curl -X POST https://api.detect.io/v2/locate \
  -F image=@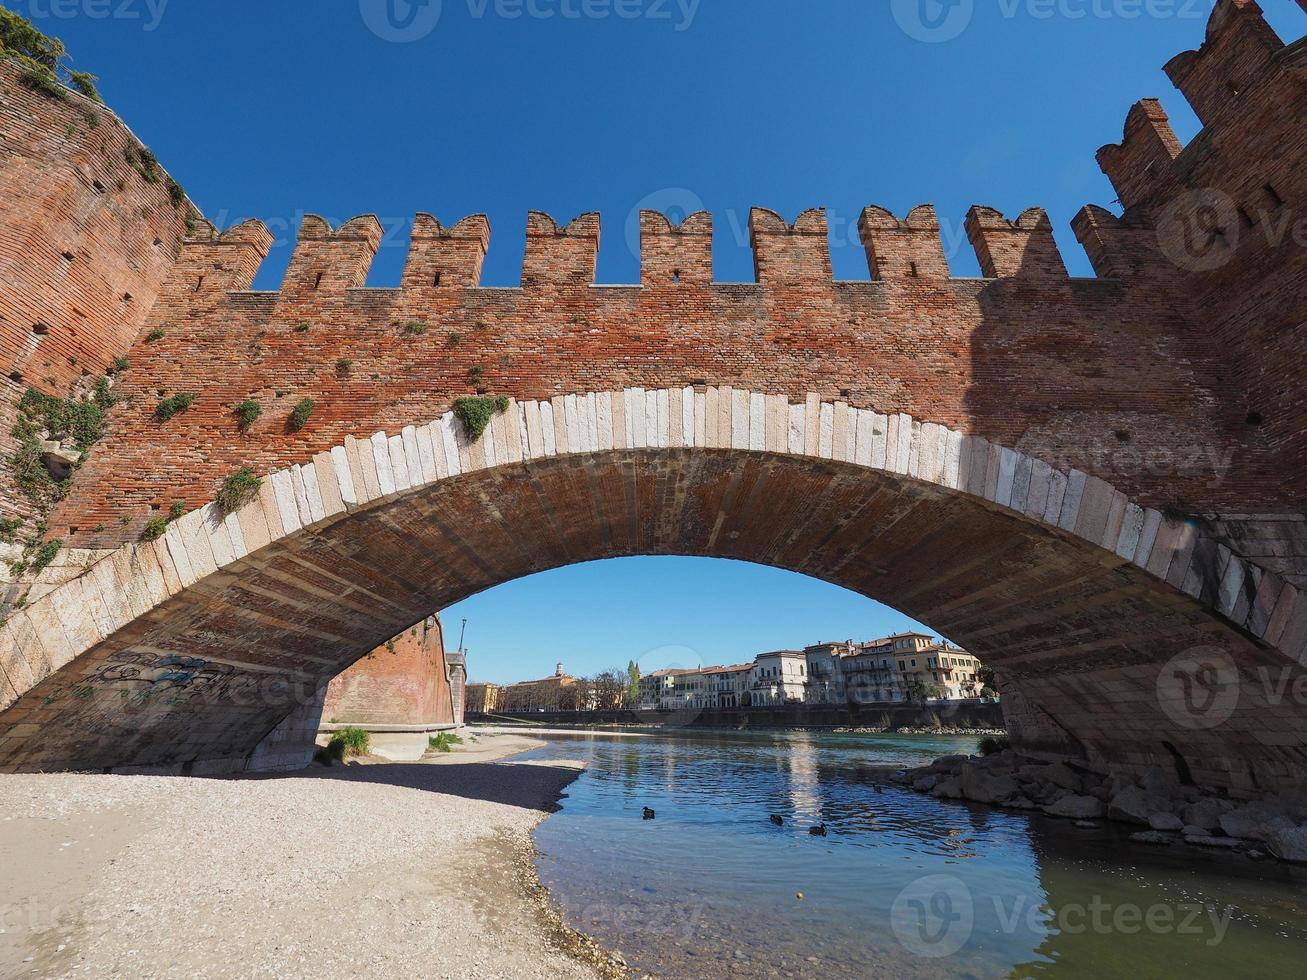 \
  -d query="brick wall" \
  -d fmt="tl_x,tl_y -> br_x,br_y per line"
321,615 -> 456,727
36,4 -> 1306,546
0,59 -> 194,525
